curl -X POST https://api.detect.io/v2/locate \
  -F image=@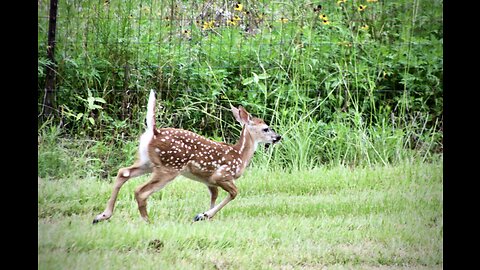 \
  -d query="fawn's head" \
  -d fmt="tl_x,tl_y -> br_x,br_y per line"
231,105 -> 281,145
